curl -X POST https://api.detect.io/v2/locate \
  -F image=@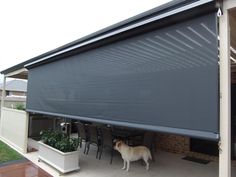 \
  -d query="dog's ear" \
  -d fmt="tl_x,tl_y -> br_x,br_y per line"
117,141 -> 121,148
